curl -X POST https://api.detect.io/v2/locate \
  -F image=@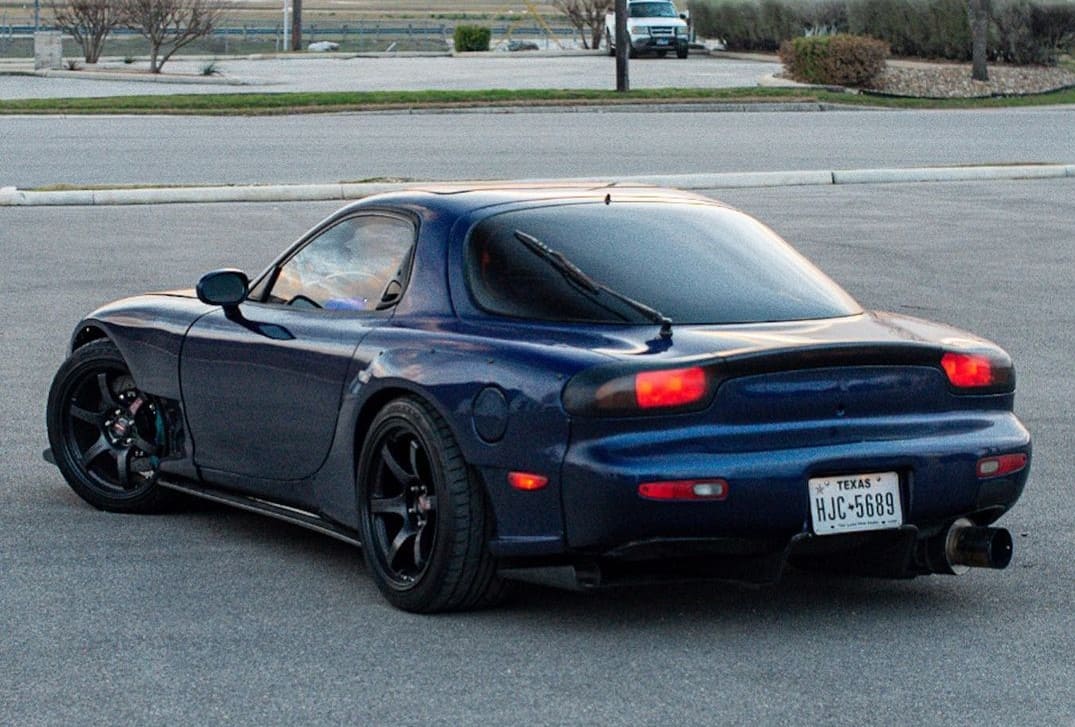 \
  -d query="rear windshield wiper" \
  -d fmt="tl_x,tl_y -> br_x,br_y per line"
513,229 -> 673,339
